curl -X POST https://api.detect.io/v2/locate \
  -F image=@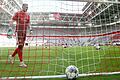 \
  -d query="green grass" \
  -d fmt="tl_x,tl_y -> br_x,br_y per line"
0,46 -> 120,80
